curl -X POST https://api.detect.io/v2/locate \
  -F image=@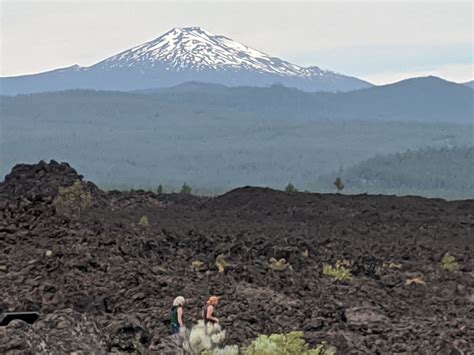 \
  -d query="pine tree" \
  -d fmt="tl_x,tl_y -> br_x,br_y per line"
333,177 -> 344,192
285,182 -> 298,193
180,183 -> 192,194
